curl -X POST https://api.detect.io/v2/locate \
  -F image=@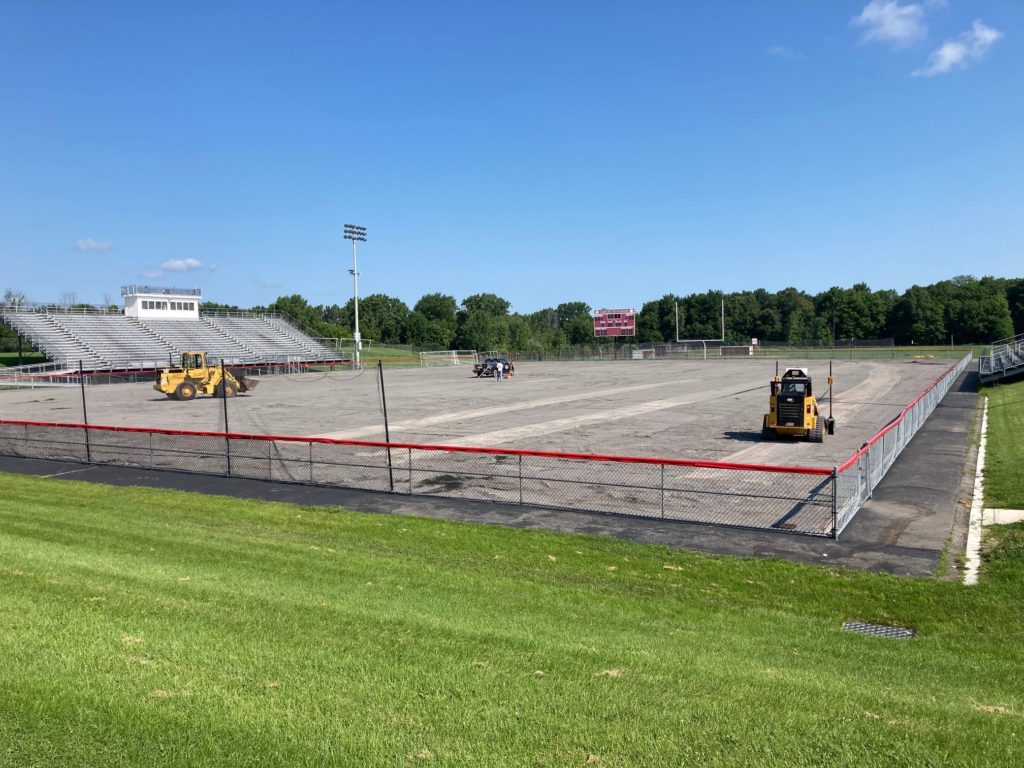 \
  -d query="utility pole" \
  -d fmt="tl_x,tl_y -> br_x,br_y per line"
343,224 -> 367,368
